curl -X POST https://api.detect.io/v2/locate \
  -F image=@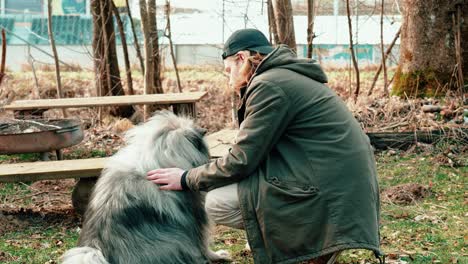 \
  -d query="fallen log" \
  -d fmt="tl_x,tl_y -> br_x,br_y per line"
367,128 -> 467,150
